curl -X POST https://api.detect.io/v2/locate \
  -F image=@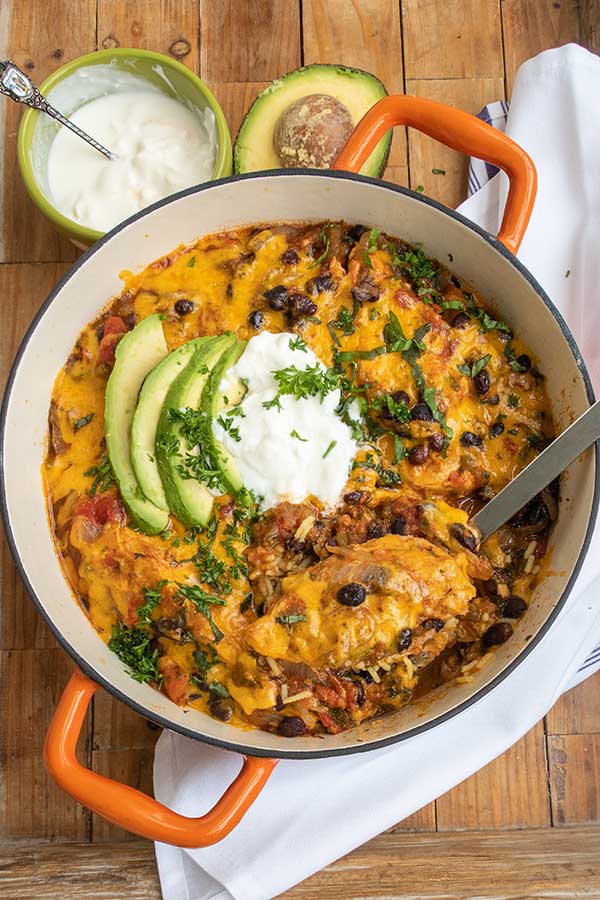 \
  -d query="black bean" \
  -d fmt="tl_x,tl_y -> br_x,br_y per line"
411,402 -> 434,422
307,274 -> 334,294
409,443 -> 430,465
349,678 -> 366,706
357,669 -> 375,684
285,537 -> 307,553
278,715 -> 308,737
347,224 -> 367,242
286,292 -> 318,320
351,279 -> 380,303
450,522 -> 479,551
344,491 -> 363,504
474,369 -> 490,395
174,298 -> 195,316
429,432 -> 445,452
281,248 -> 299,265
337,582 -> 367,607
391,390 -> 410,406
397,628 -> 413,652
209,700 -> 232,722
517,354 -> 531,372
390,515 -> 406,535
461,431 -> 483,448
492,566 -> 513,584
487,393 -> 500,406
264,285 -> 288,310
248,309 -> 265,329
502,596 -> 527,619
367,520 -> 386,539
452,311 -> 470,329
483,621 -> 514,647
421,618 -> 445,632
489,421 -> 505,438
